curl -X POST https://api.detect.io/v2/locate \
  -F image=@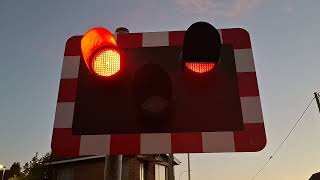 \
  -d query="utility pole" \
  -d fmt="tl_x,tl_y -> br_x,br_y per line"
314,92 -> 320,113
